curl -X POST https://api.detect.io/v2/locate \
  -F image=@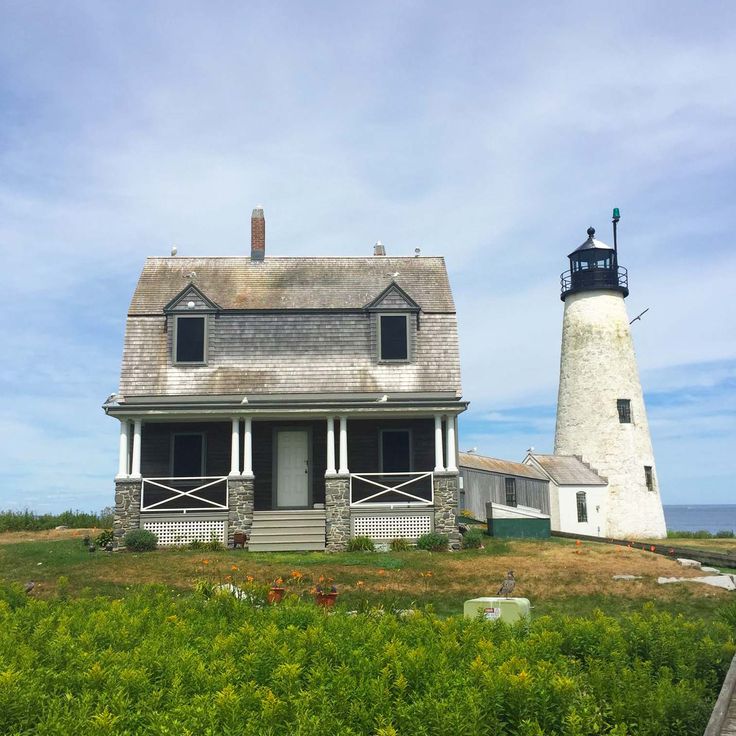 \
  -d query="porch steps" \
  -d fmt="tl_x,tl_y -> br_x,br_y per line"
249,510 -> 326,552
